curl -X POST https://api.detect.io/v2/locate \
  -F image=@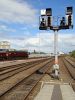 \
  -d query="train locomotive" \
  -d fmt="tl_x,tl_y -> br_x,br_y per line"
0,49 -> 28,61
